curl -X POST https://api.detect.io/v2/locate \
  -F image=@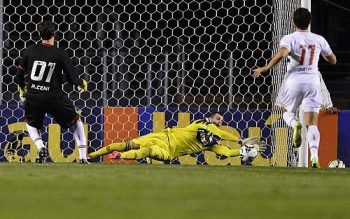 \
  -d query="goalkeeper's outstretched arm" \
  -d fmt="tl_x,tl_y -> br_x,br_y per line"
208,141 -> 267,157
206,123 -> 264,147
206,123 -> 239,143
209,145 -> 240,157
